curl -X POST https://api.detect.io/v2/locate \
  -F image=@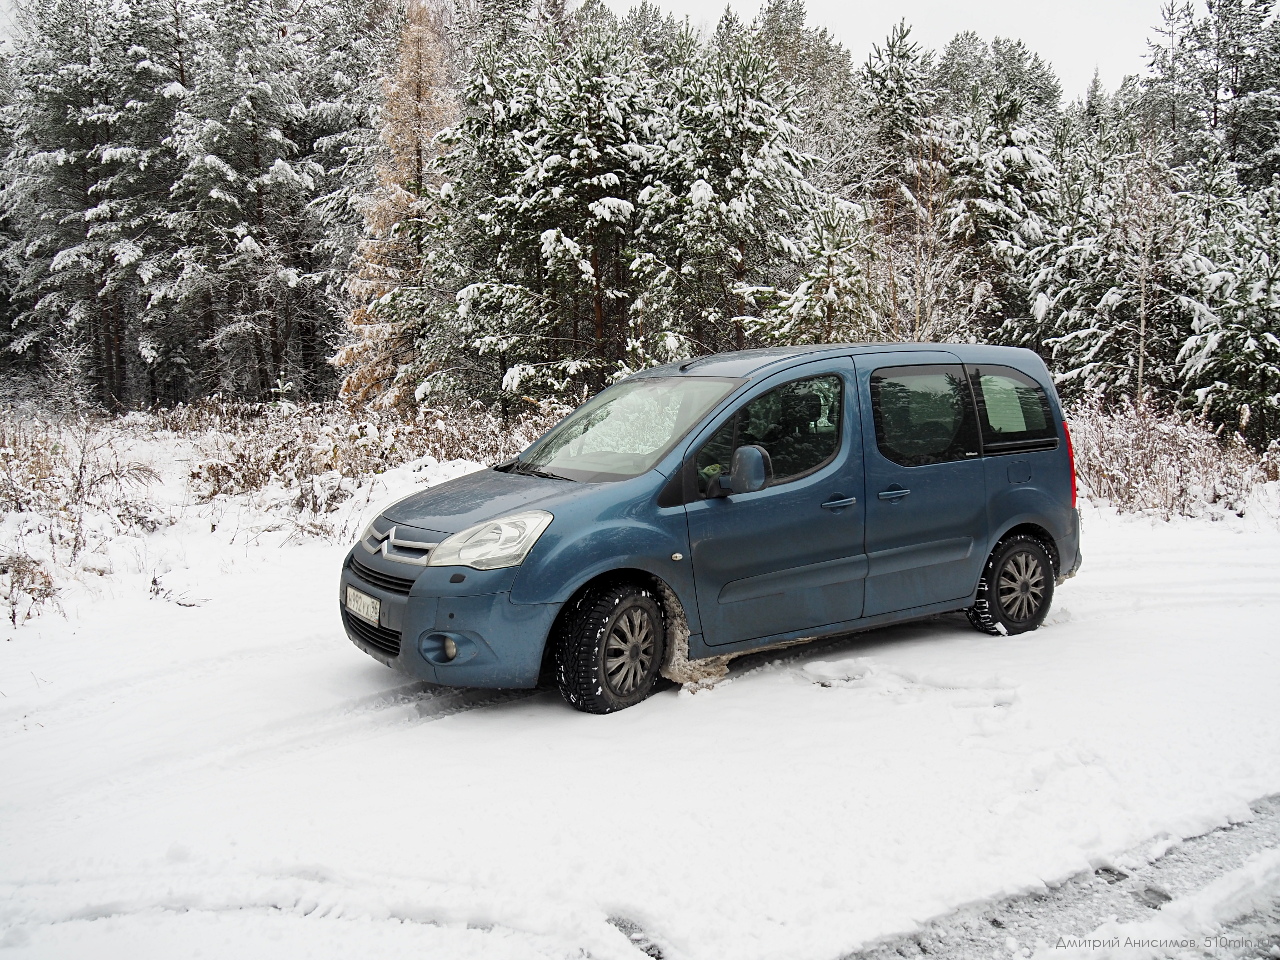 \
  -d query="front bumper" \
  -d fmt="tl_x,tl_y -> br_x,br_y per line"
338,550 -> 560,688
